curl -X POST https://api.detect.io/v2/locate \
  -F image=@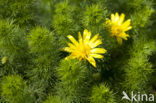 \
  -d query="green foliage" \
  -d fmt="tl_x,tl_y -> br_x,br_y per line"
43,96 -> 62,103
0,19 -> 28,74
33,0 -> 55,27
56,59 -> 92,103
82,3 -> 107,32
122,36 -> 155,92
129,0 -> 154,28
27,26 -> 60,102
90,84 -> 116,103
27,26 -> 59,80
0,0 -> 34,26
52,1 -> 79,36
1,75 -> 35,103
58,59 -> 88,84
